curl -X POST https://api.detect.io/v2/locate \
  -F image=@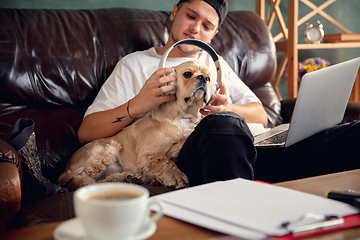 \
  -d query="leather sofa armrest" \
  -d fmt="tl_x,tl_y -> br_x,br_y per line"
0,139 -> 22,179
0,140 -> 22,234
0,161 -> 21,234
281,98 -> 360,124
